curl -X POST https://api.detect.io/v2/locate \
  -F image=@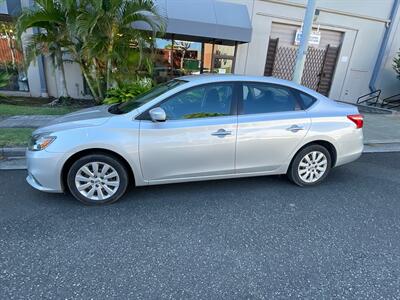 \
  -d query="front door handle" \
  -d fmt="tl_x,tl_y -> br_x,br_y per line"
211,129 -> 232,137
286,125 -> 304,132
